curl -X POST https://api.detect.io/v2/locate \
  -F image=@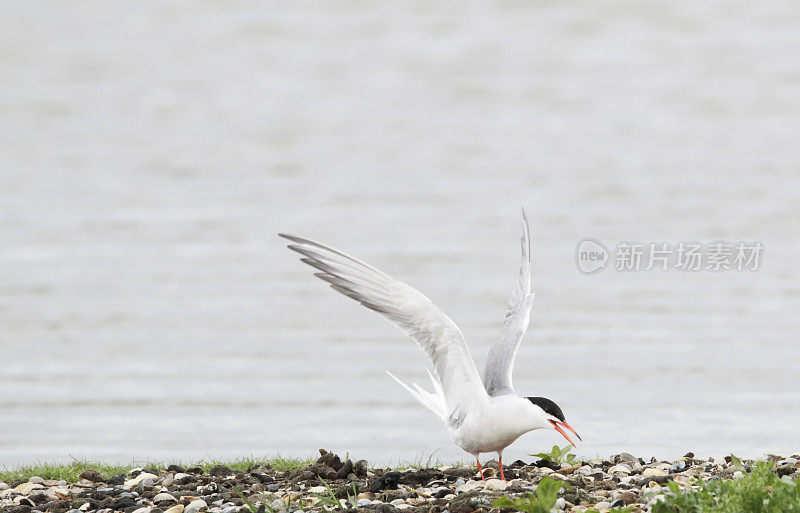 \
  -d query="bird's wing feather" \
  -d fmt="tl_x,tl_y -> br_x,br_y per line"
482,208 -> 535,397
280,233 -> 489,426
